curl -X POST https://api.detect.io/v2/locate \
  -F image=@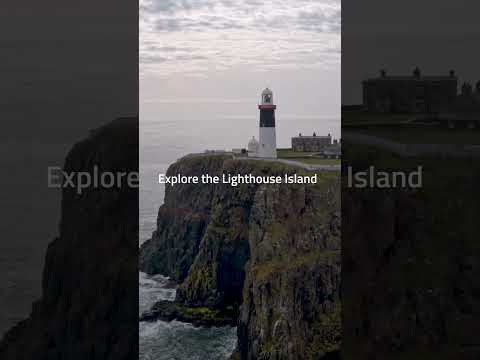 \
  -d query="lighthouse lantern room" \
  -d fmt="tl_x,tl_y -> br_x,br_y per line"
257,88 -> 277,158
